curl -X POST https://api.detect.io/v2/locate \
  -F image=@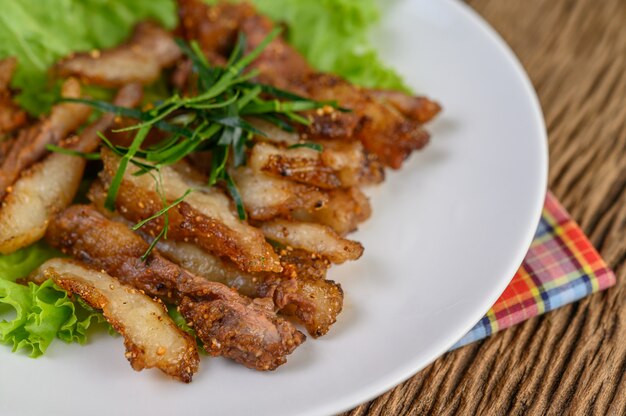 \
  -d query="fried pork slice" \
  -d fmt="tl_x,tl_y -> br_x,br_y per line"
0,85 -> 142,255
231,166 -> 327,221
294,73 -> 431,169
250,141 -> 373,189
177,0 -> 311,94
56,22 -> 181,87
0,151 -> 84,254
369,90 -> 442,124
155,239 -> 342,337
178,0 -> 436,169
261,219 -> 363,264
177,0 -> 261,65
46,205 -> 305,370
31,258 -> 199,383
233,6 -> 433,168
90,185 -> 340,336
99,150 -> 281,273
0,57 -> 27,135
250,142 -> 341,189
292,187 -> 371,236
0,78 -> 91,201
0,138 -> 15,166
